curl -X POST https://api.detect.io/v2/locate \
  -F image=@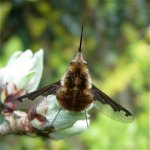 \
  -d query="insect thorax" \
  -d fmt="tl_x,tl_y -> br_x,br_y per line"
56,63 -> 93,112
